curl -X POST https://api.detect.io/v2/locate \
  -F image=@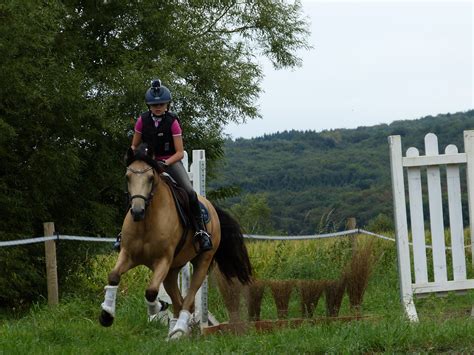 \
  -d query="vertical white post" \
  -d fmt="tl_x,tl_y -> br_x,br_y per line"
388,135 -> 418,321
445,144 -> 466,281
190,150 -> 209,326
425,133 -> 447,284
191,150 -> 206,196
464,131 -> 474,269
406,147 -> 428,284
175,151 -> 191,300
